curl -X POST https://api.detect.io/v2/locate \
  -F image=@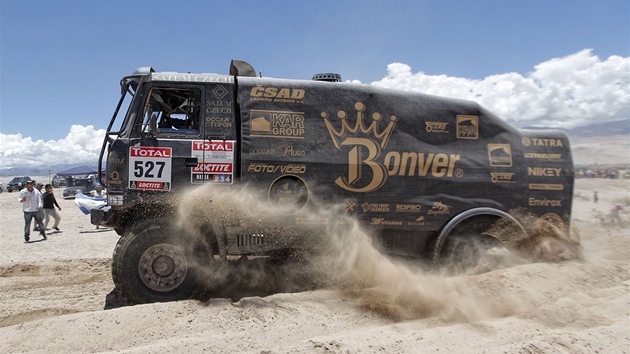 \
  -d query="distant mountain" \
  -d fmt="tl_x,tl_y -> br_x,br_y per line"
0,164 -> 99,179
523,118 -> 630,136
